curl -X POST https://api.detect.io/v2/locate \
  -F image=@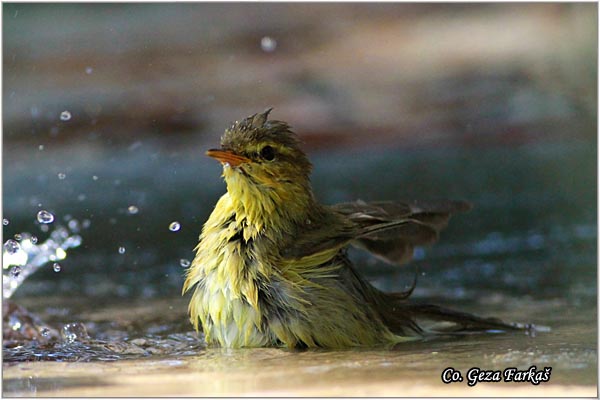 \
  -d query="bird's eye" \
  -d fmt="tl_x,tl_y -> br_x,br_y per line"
260,145 -> 275,161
